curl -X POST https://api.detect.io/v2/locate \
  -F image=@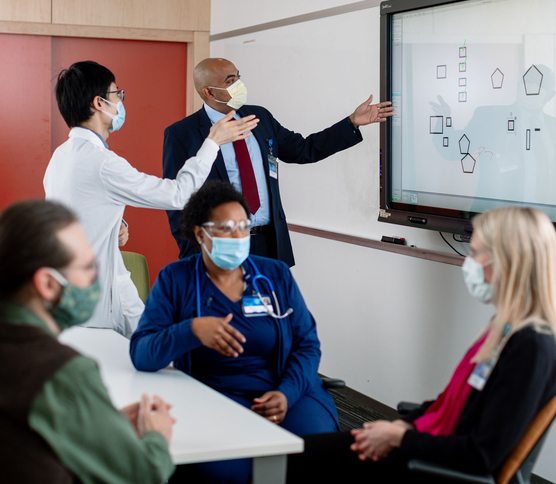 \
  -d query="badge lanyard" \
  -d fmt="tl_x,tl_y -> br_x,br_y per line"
267,139 -> 278,180
468,322 -> 512,391
195,254 -> 293,319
